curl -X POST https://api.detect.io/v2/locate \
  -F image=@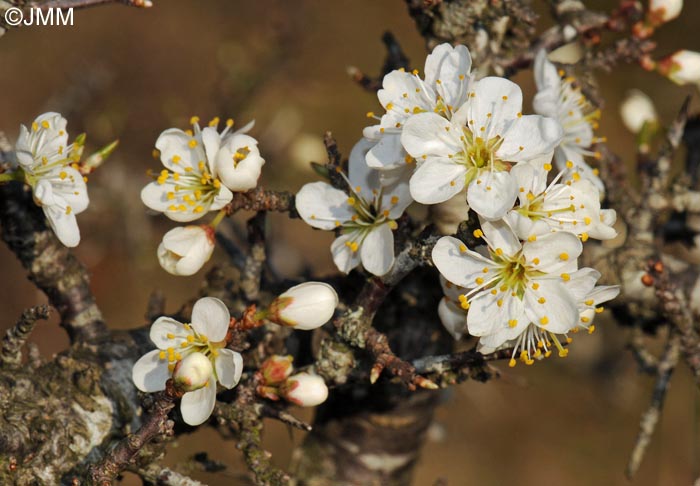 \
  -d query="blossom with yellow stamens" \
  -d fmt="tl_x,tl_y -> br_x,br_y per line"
432,218 -> 597,365
132,297 -> 243,426
13,112 -> 90,247
295,138 -> 412,276
533,50 -> 605,193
